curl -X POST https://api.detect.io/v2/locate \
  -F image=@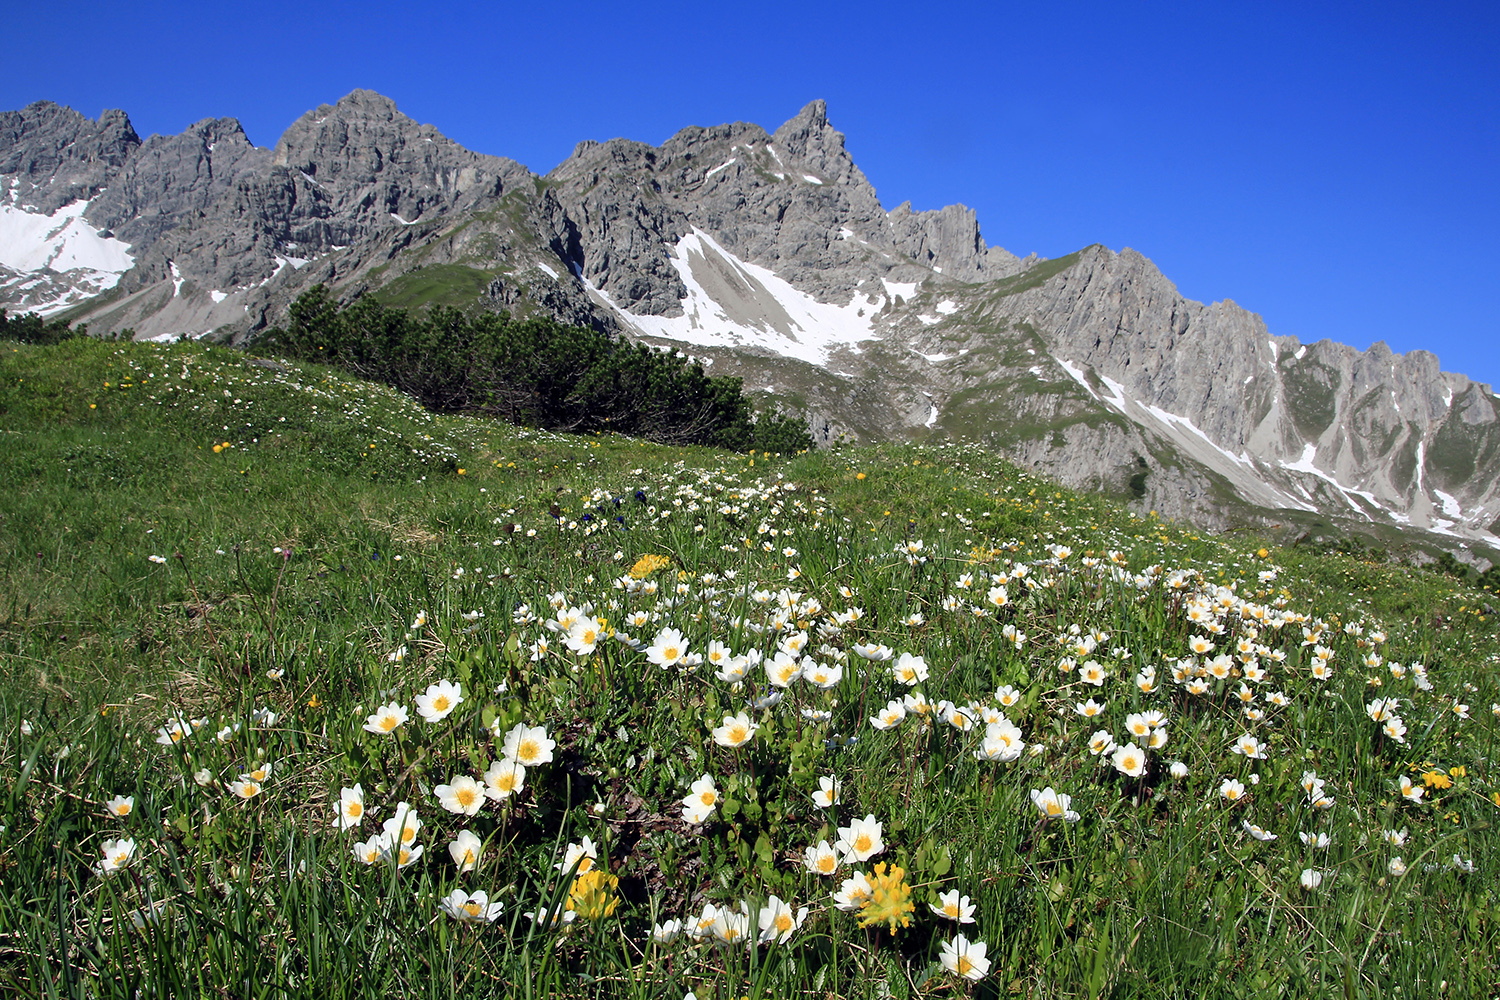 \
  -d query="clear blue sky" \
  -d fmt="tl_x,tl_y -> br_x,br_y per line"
10,1 -> 1499,386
